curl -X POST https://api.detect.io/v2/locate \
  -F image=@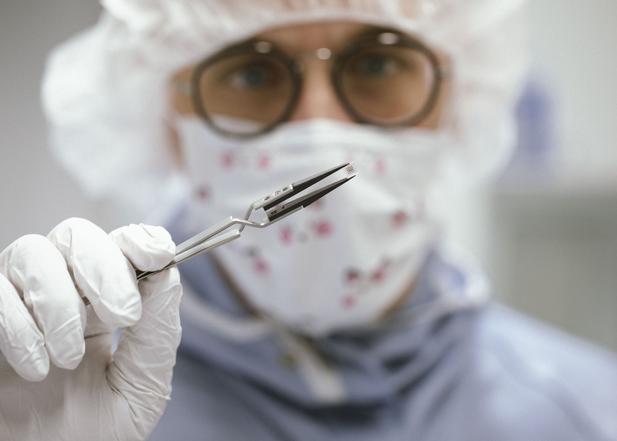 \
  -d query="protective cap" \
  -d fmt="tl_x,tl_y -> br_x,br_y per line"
42,0 -> 528,222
